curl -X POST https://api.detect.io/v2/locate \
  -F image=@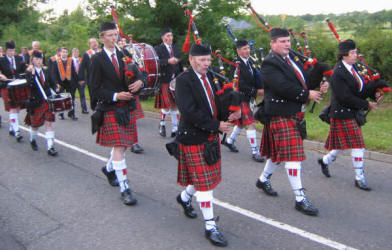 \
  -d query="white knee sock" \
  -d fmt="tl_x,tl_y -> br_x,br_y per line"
112,159 -> 129,192
352,148 -> 365,180
181,185 -> 196,202
322,150 -> 341,165
105,148 -> 114,172
246,129 -> 258,154
30,128 -> 38,142
45,131 -> 55,150
9,113 -> 19,134
285,161 -> 304,202
160,109 -> 169,126
171,110 -> 179,132
227,126 -> 241,144
259,159 -> 279,182
196,191 -> 216,230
